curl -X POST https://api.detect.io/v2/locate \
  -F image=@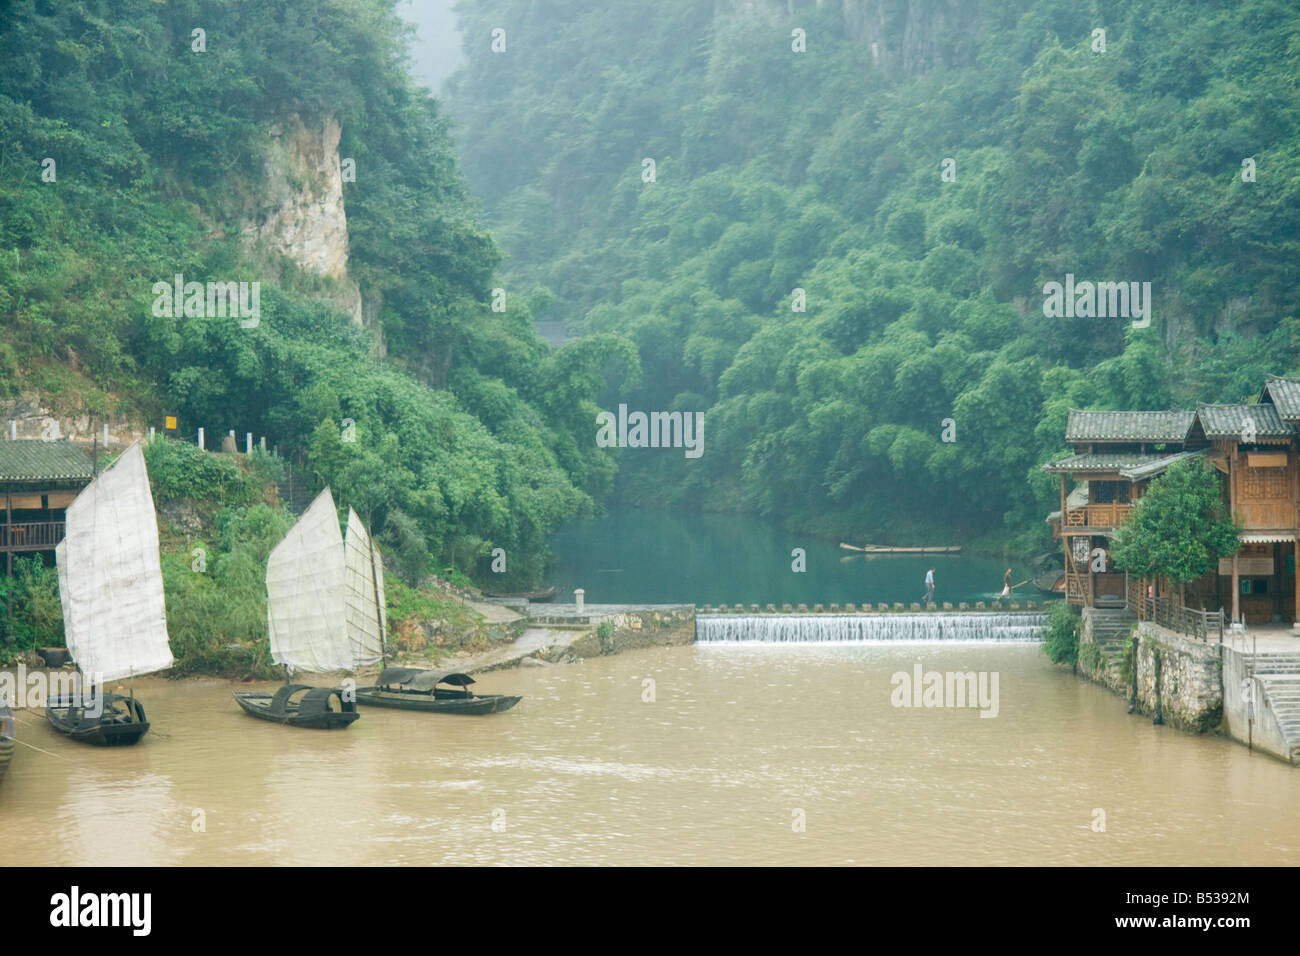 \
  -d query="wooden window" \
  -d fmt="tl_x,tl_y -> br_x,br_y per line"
1240,465 -> 1289,500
